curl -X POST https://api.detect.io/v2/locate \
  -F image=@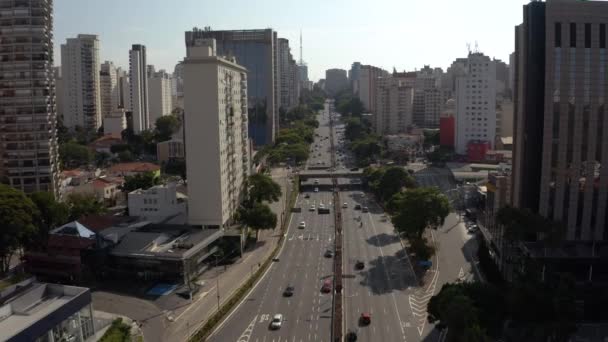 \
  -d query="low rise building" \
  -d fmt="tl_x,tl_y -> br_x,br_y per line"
70,178 -> 122,205
157,139 -> 184,163
107,162 -> 160,178
0,280 -> 95,342
128,183 -> 187,223
103,109 -> 127,137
